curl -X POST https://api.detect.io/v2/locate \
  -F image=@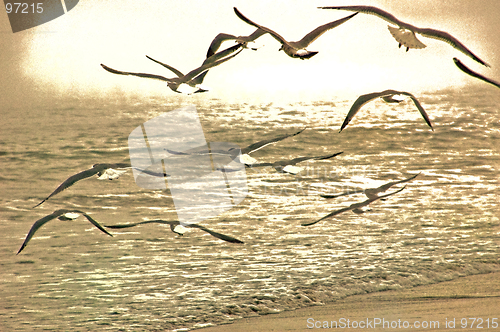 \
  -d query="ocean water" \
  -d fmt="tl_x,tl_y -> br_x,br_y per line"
1,86 -> 499,331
